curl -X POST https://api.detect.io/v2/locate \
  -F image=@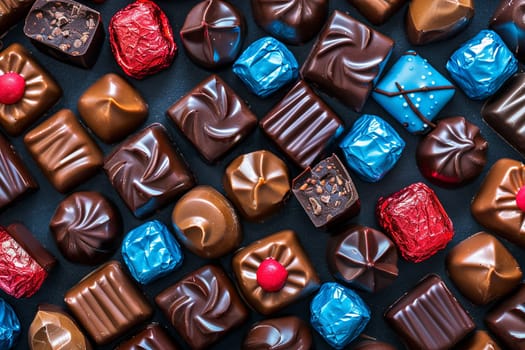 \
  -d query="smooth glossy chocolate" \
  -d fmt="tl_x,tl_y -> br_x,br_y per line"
0,0 -> 35,36
49,191 -> 122,265
486,284 -> 525,349
6,223 -> 55,272
416,117 -> 488,187
167,75 -> 257,163
385,274 -> 475,350
260,80 -> 344,169
223,150 -> 289,221
155,265 -> 248,350
347,0 -> 406,25
490,0 -> 525,61
104,123 -> 195,218
64,261 -> 153,345
77,73 -> 148,143
352,340 -> 396,350
29,304 -> 91,350
327,225 -> 398,293
24,109 -> 103,193
117,324 -> 178,350
24,0 -> 104,68
232,230 -> 320,315
301,10 -> 394,112
243,316 -> 312,350
456,330 -> 501,350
